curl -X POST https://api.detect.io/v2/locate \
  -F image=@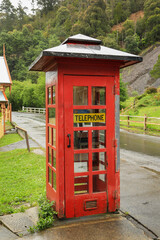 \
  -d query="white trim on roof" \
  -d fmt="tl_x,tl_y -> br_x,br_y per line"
0,56 -> 12,84
0,91 -> 7,102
